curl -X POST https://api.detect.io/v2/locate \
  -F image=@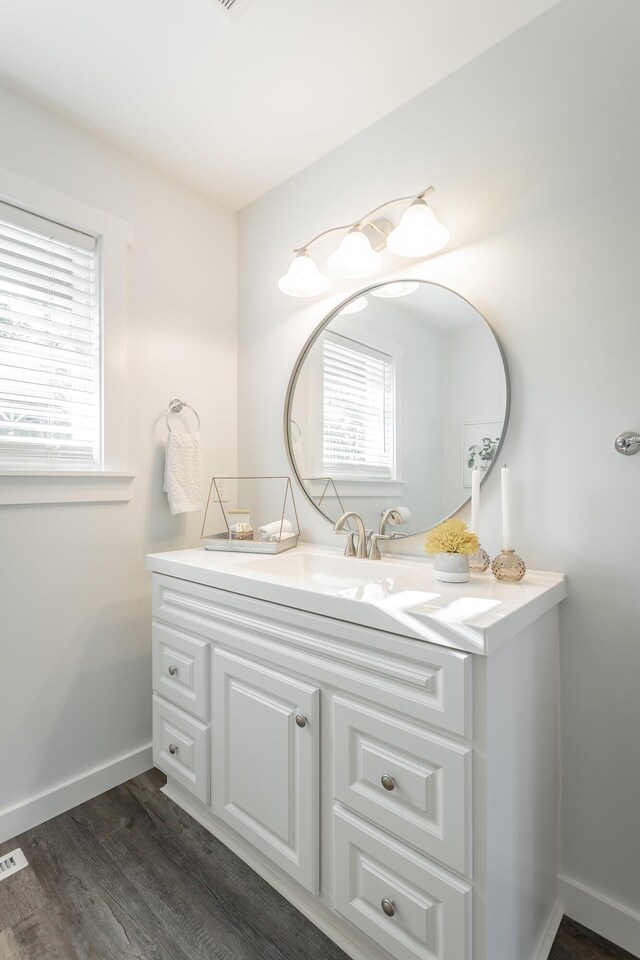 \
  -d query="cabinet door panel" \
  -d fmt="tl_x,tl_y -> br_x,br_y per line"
213,649 -> 319,893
